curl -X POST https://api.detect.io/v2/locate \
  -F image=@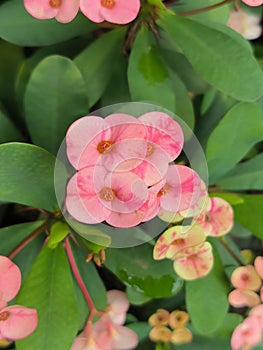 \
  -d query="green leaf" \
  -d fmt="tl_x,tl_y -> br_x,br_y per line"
105,243 -> 184,299
0,143 -> 60,211
16,244 -> 79,350
74,28 -> 125,107
0,109 -> 23,143
209,192 -> 244,206
126,286 -> 151,305
48,221 -> 69,249
0,221 -> 44,256
158,14 -> 263,101
24,55 -> 89,154
206,103 -> 263,183
218,153 -> 263,190
186,247 -> 229,334
128,26 -> 176,111
234,194 -> 263,240
0,0 -> 95,46
127,322 -> 152,342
